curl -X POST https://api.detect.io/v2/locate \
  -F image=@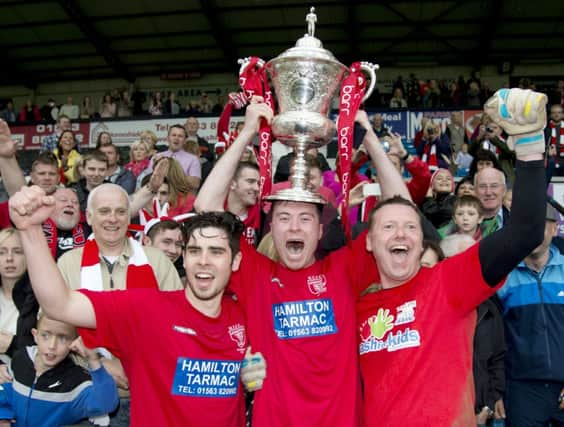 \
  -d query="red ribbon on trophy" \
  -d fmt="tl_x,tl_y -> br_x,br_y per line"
337,62 -> 367,241
216,56 -> 274,200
